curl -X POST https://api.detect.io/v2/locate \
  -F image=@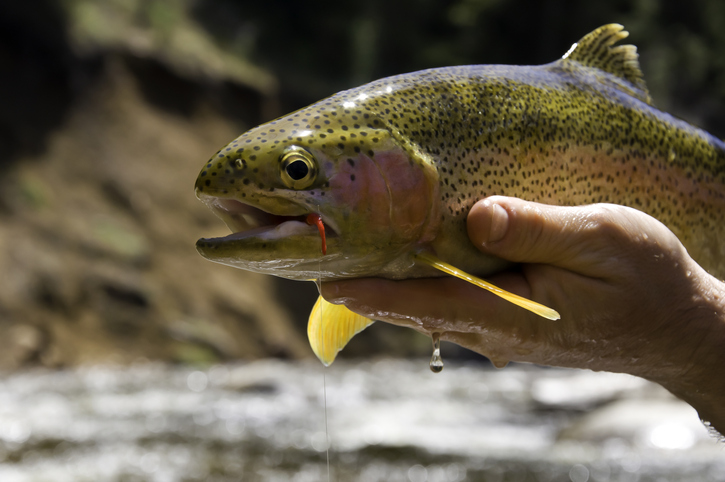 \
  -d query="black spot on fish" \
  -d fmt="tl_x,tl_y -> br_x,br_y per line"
350,174 -> 356,181
347,159 -> 355,167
